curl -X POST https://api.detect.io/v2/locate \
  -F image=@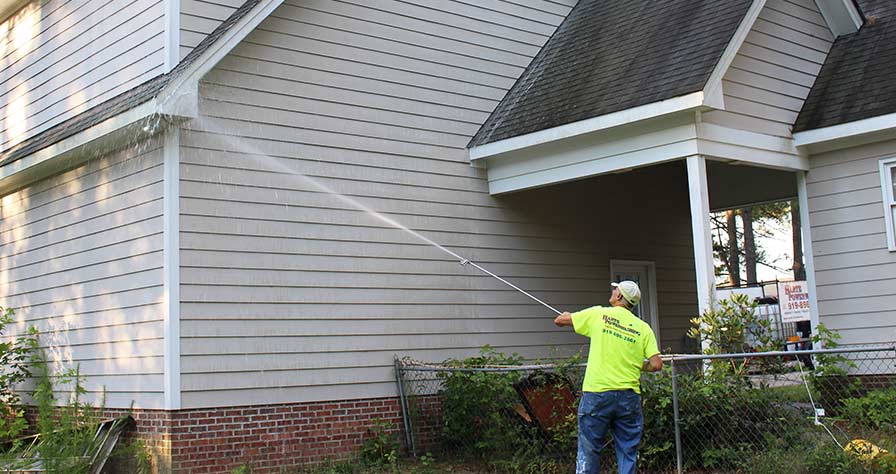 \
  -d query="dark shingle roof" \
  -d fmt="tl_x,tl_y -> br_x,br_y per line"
469,0 -> 752,148
794,0 -> 894,132
0,0 -> 262,167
